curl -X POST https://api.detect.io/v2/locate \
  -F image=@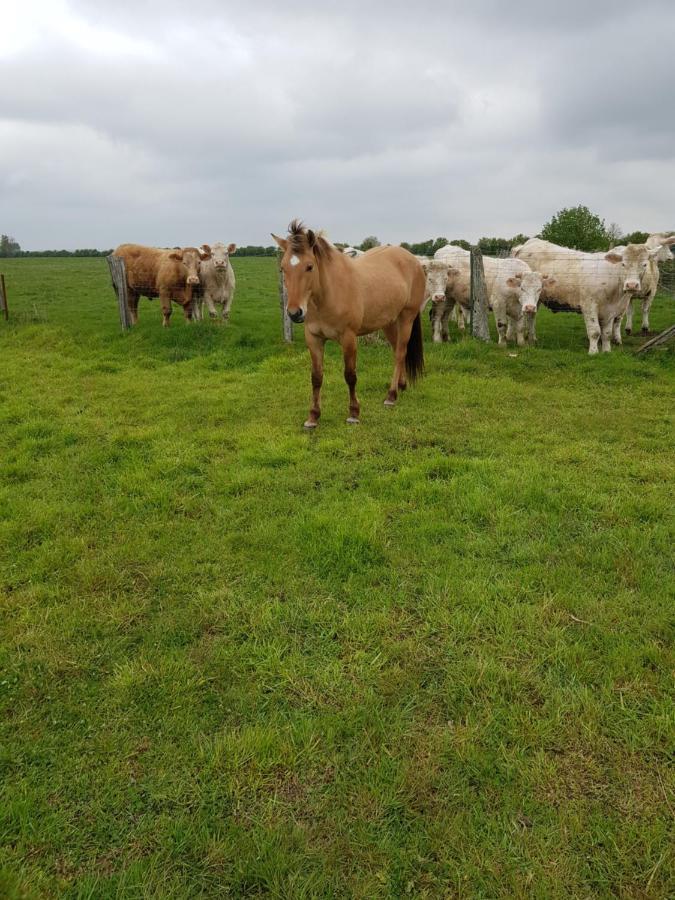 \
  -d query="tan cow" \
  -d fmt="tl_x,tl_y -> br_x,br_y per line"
113,243 -> 210,327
